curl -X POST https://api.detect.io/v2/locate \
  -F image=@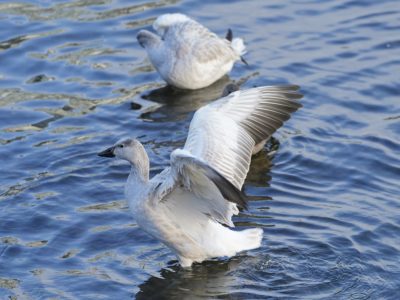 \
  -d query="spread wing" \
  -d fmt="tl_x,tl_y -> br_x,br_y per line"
159,85 -> 302,227
169,150 -> 245,227
150,152 -> 245,227
182,85 -> 303,190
